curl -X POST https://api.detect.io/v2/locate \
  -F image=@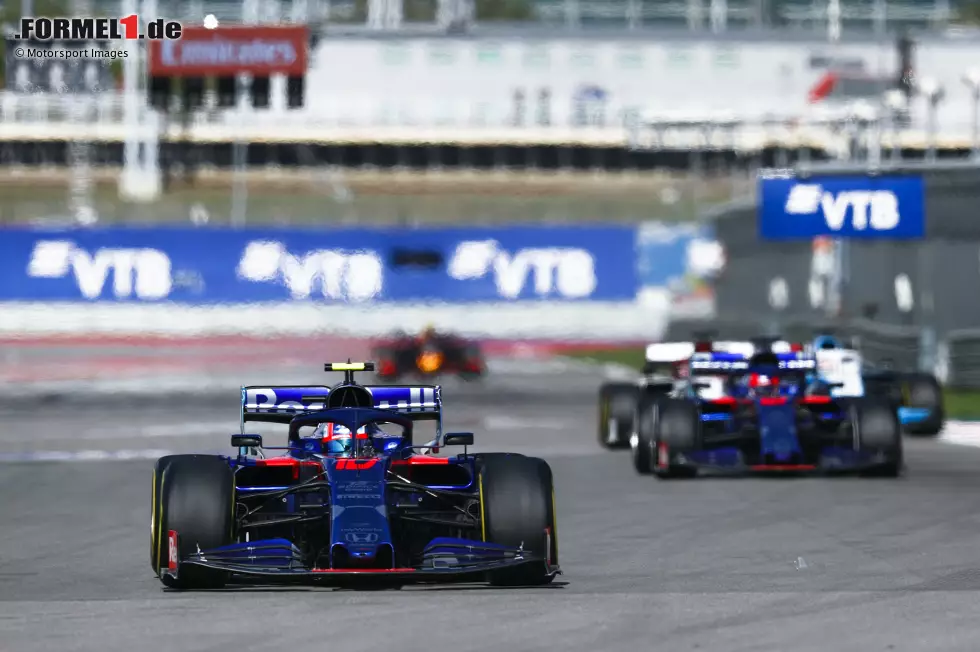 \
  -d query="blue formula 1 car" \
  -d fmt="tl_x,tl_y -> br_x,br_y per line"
150,362 -> 559,590
630,348 -> 903,478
